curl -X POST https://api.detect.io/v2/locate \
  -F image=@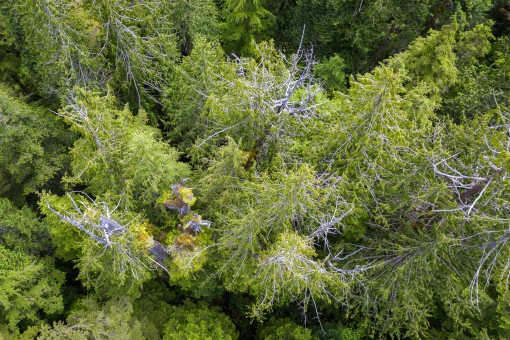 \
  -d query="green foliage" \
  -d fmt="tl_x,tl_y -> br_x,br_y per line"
220,0 -> 275,55
314,54 -> 346,93
0,25 -> 20,86
0,0 -> 189,112
132,279 -> 179,339
0,84 -> 73,201
84,0 -> 181,112
0,198 -> 51,254
170,0 -> 219,55
313,322 -> 360,340
169,266 -> 225,302
0,245 -> 64,334
162,300 -> 238,340
489,0 -> 510,37
0,0 -> 107,99
272,0 -> 494,74
336,103 -> 510,338
38,88 -> 192,298
38,298 -> 144,339
199,142 -> 350,316
186,41 -> 326,169
271,23 -> 508,338
161,37 -> 225,151
249,231 -> 339,318
41,192 -> 155,298
59,89 -> 190,211
0,0 -> 509,338
279,0 -> 434,73
403,22 -> 460,94
257,317 -> 317,340
442,34 -> 509,119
